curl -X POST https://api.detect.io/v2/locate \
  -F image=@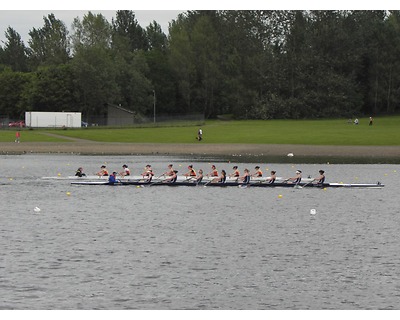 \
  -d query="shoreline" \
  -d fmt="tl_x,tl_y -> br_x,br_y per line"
1,142 -> 400,163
